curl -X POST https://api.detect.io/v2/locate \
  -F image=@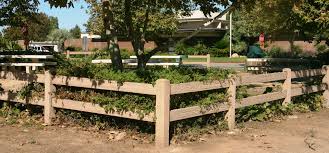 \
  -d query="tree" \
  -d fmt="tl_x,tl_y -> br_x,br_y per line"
293,0 -> 329,45
233,0 -> 304,51
0,0 -> 39,26
3,13 -> 59,42
47,0 -> 257,70
233,0 -> 329,51
0,0 -> 39,49
70,25 -> 81,39
49,16 -> 59,30
47,29 -> 72,51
